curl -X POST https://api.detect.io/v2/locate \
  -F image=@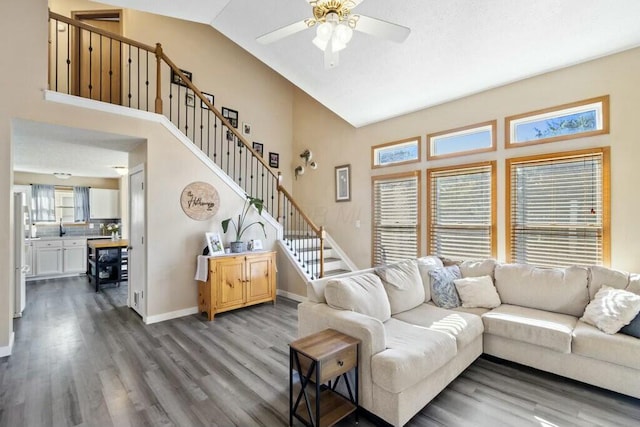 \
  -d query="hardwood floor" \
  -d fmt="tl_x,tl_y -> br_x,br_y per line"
1,277 -> 639,427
